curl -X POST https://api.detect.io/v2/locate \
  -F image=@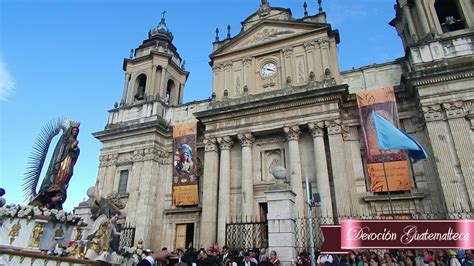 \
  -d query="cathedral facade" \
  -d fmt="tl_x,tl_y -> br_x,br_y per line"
92,0 -> 474,250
